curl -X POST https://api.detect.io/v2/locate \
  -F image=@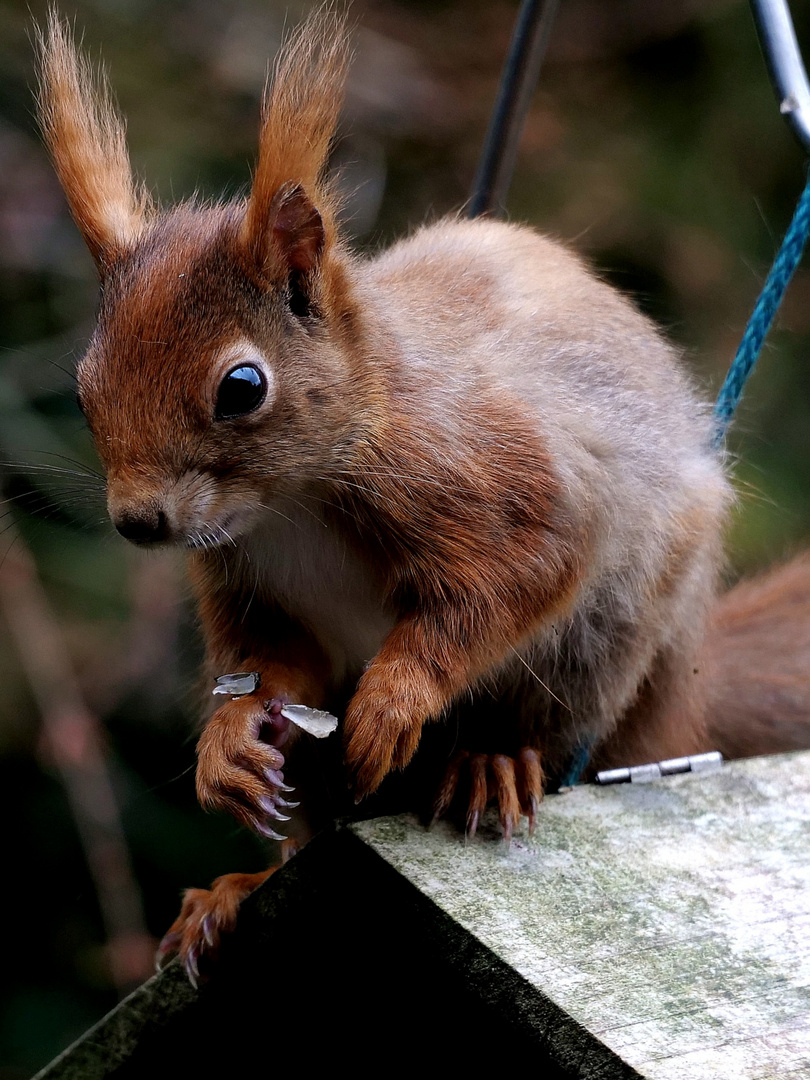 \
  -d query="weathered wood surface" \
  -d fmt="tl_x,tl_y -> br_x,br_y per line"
353,752 -> 810,1079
